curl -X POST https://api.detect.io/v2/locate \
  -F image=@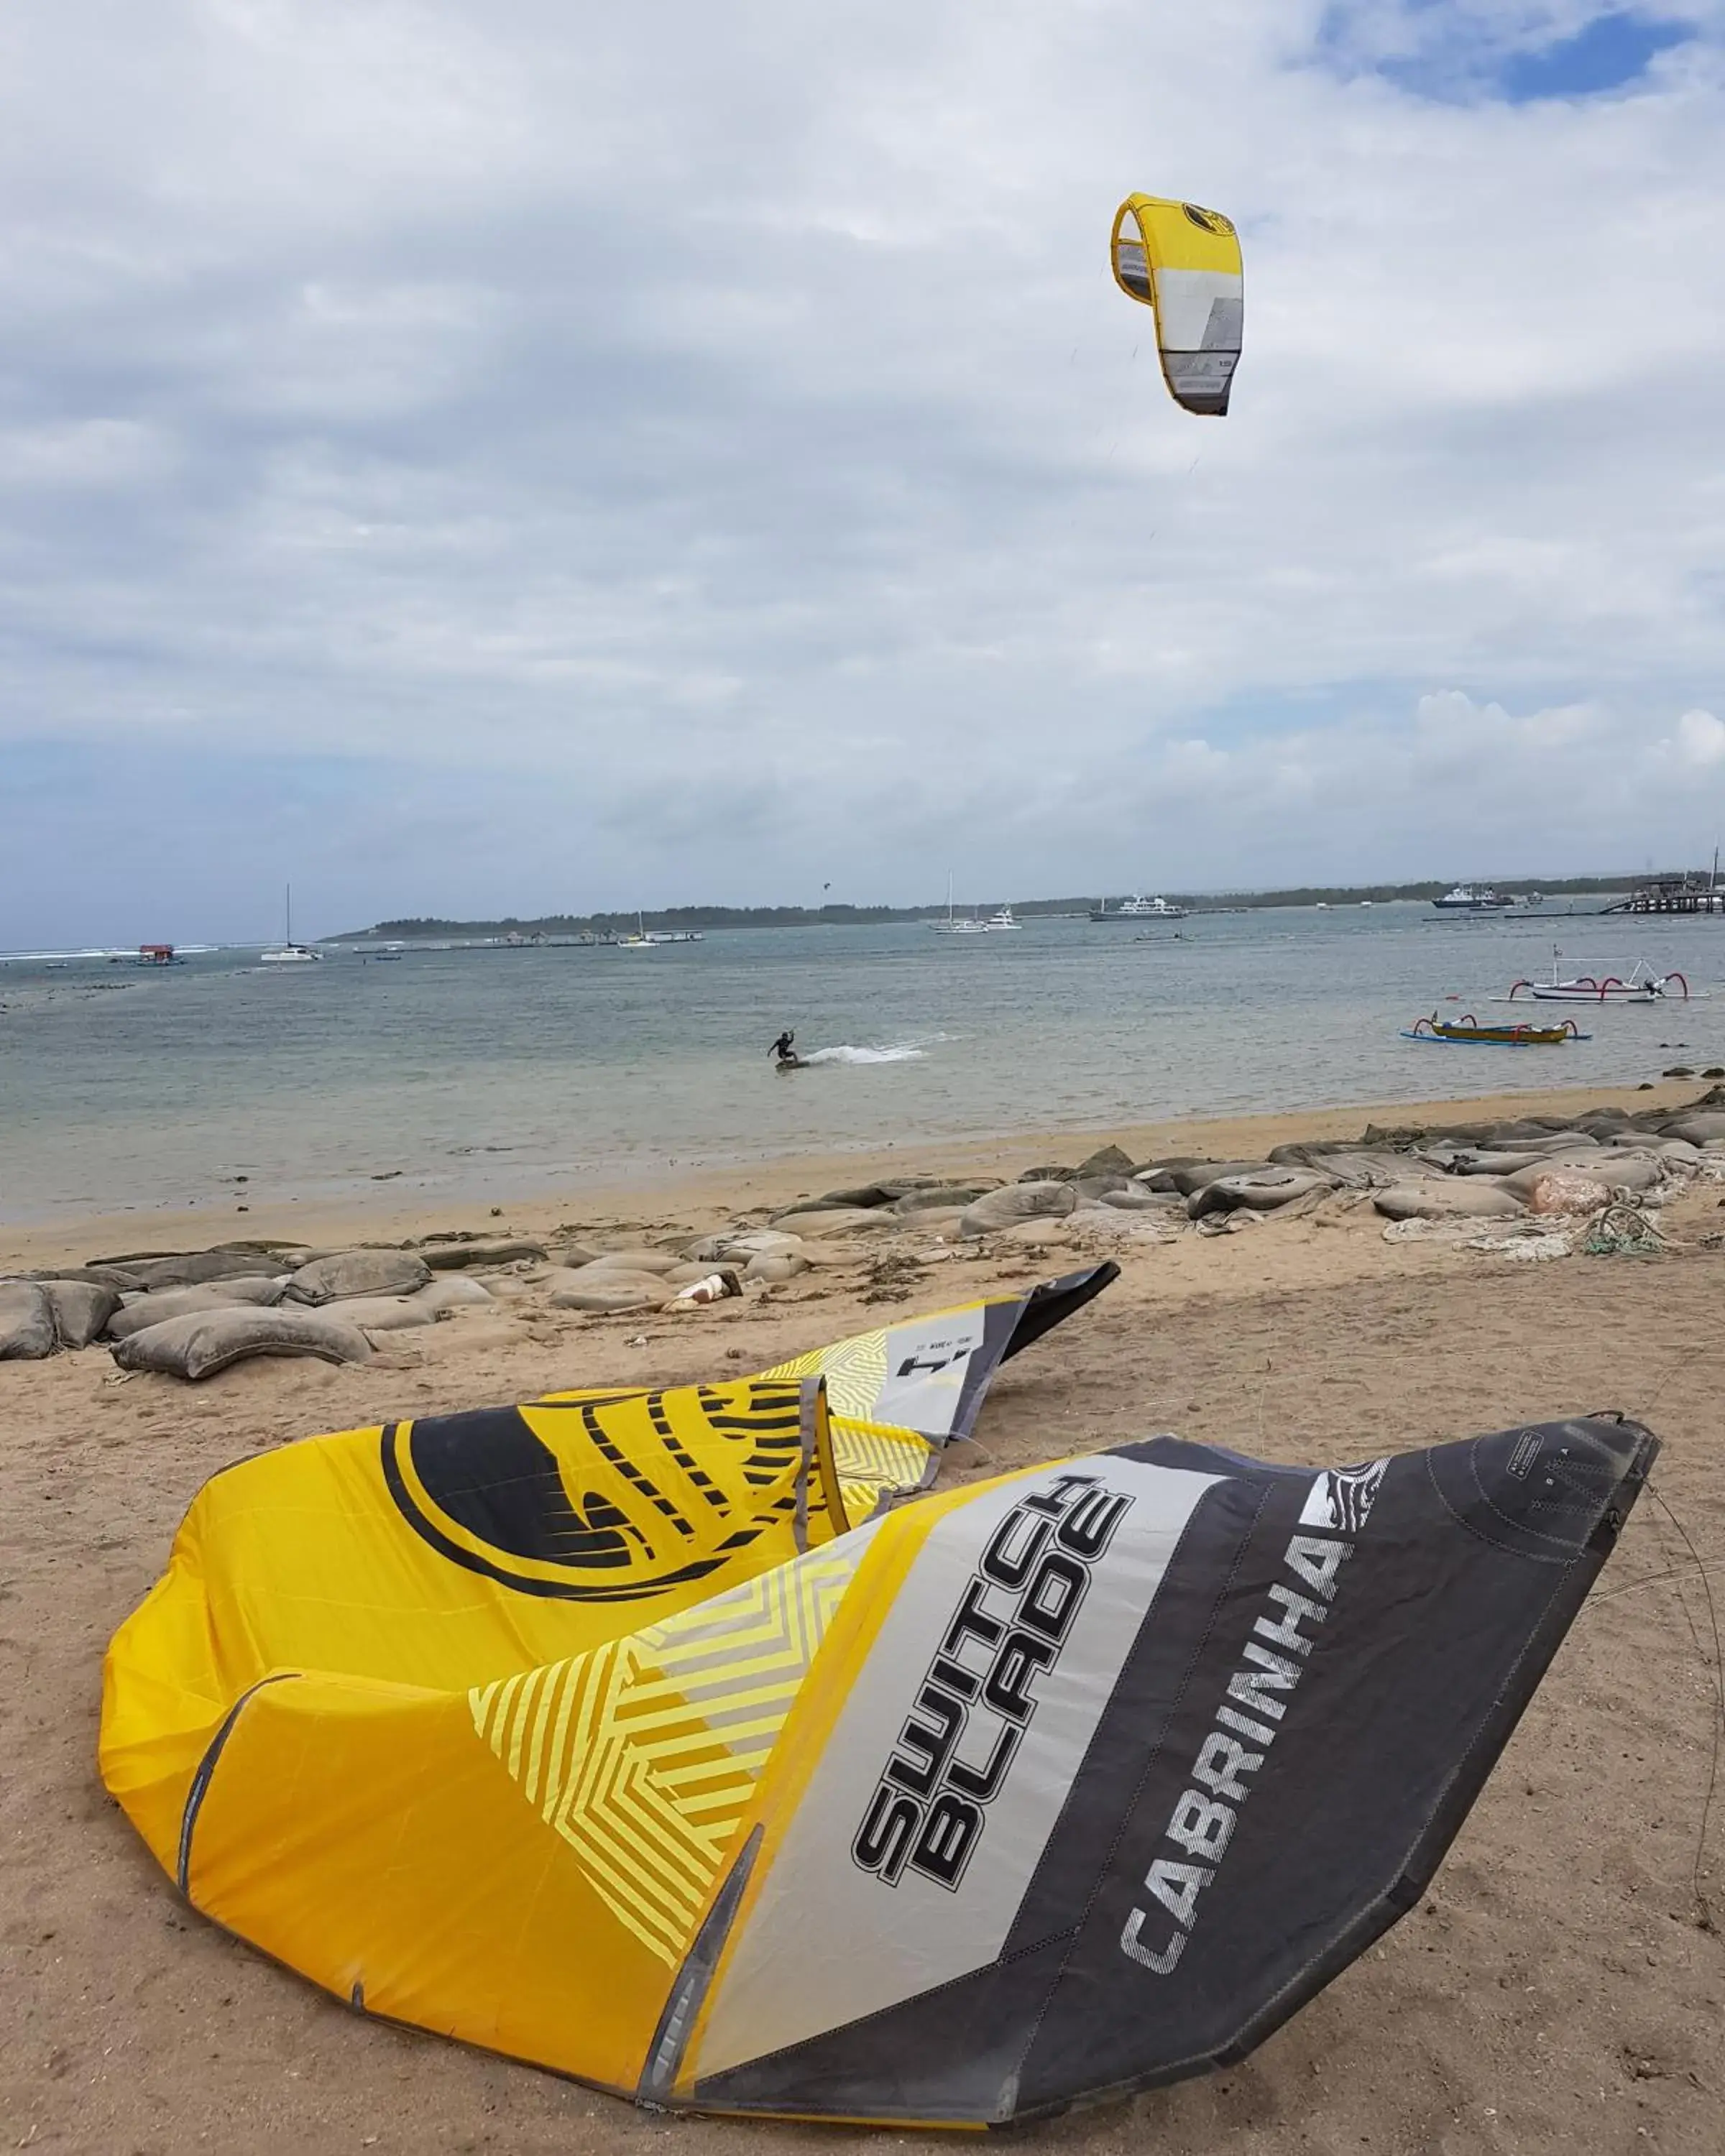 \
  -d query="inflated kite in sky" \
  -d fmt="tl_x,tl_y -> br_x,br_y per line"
1110,193 -> 1243,415
102,1268 -> 1653,2125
